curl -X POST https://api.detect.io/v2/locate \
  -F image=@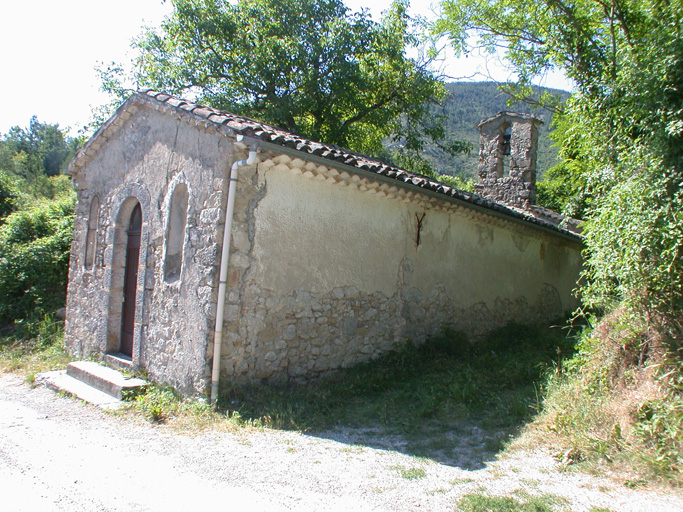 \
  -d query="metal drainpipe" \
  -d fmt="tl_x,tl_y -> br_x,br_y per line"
211,137 -> 258,404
